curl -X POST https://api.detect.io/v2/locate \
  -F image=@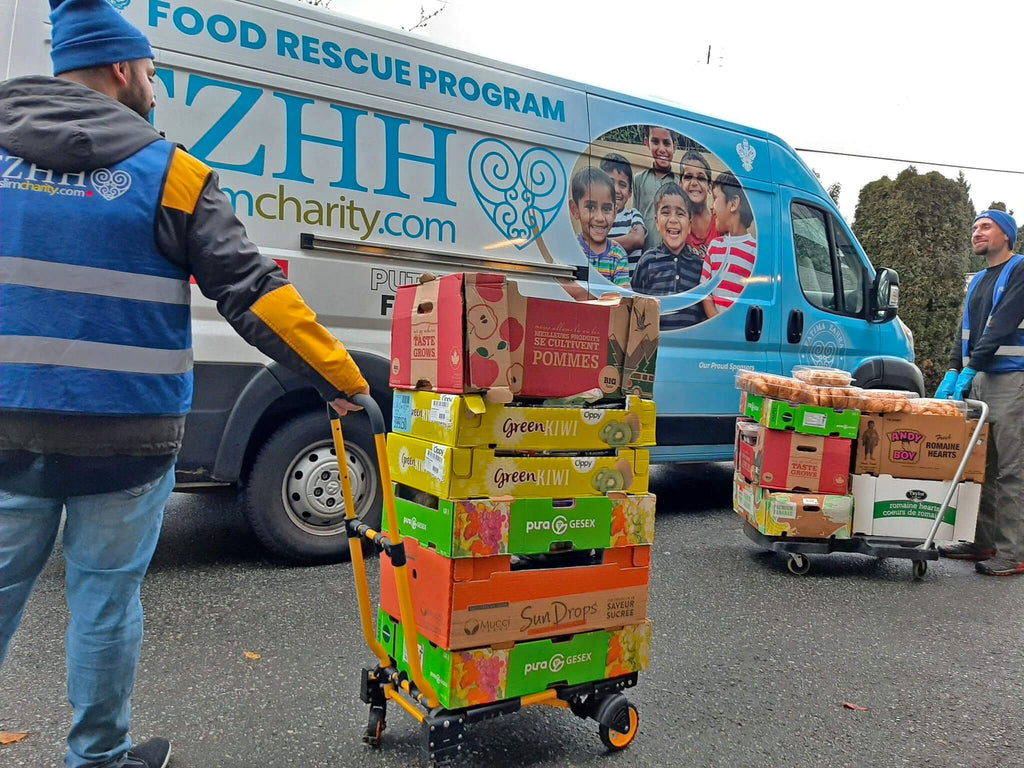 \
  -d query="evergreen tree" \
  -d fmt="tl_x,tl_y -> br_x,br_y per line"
852,167 -> 974,393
